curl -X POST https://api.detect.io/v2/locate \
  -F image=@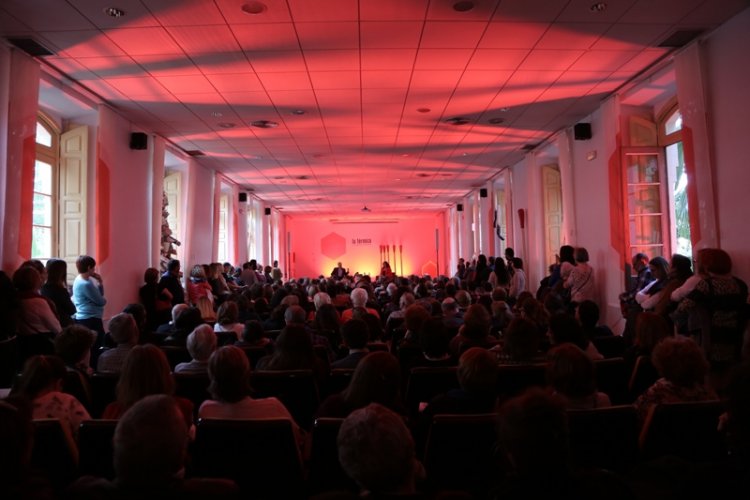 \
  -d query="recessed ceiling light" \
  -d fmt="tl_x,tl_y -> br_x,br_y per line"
445,117 -> 471,126
291,109 -> 306,115
462,153 -> 469,157
590,2 -> 607,12
401,153 -> 410,157
453,1 -> 475,12
252,120 -> 278,128
211,111 -> 223,117
417,108 -> 431,113
488,117 -> 505,124
104,7 -> 126,18
242,2 -> 267,15
218,122 -> 236,129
